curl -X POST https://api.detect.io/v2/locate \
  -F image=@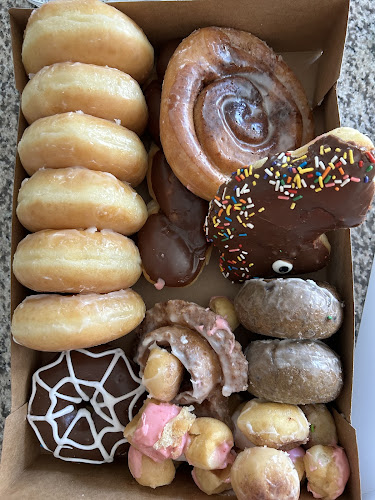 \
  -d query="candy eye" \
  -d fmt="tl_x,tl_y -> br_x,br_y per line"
272,260 -> 293,274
